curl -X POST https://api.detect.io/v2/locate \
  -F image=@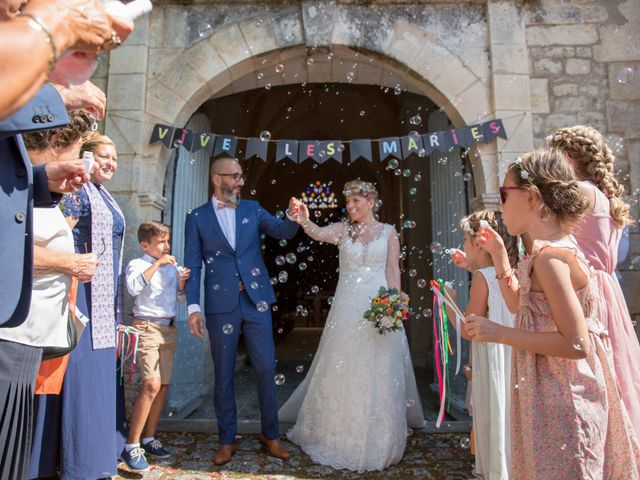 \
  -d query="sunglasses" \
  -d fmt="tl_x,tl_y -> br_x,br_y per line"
499,186 -> 523,204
